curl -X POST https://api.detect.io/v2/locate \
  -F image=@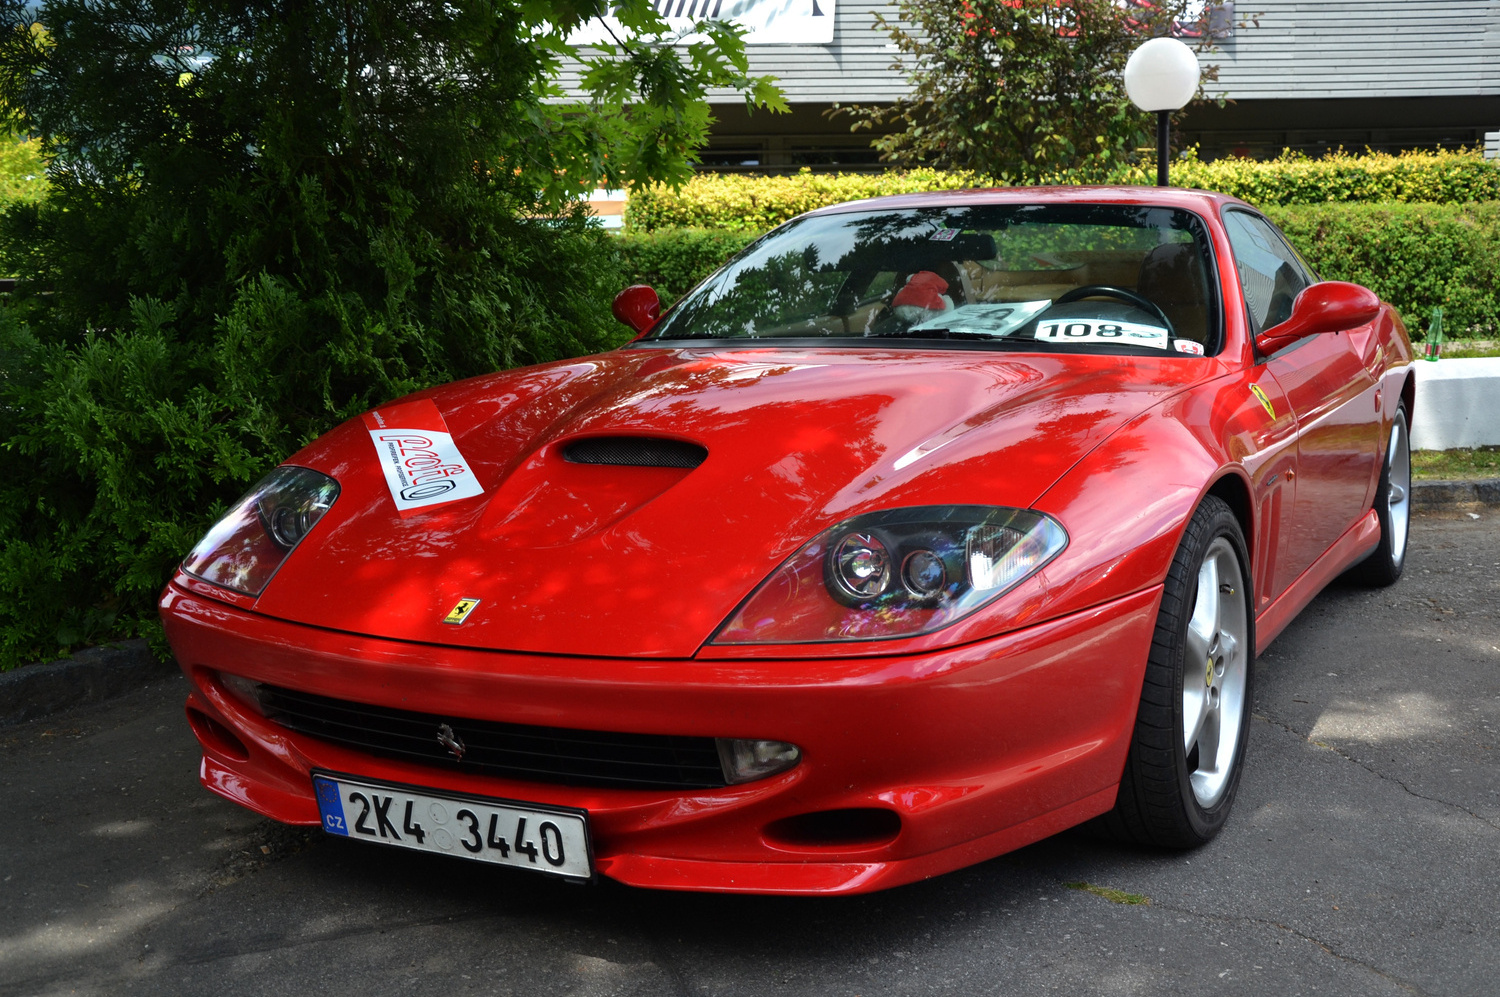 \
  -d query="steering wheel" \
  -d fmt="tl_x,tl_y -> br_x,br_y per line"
1054,285 -> 1175,336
